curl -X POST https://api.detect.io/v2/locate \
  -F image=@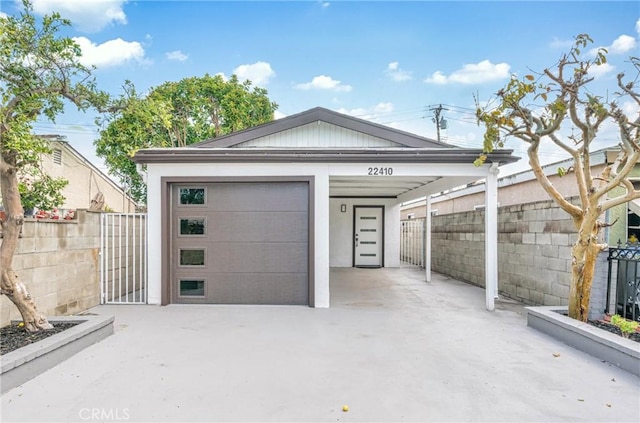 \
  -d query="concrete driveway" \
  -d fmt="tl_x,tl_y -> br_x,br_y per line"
2,267 -> 639,422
